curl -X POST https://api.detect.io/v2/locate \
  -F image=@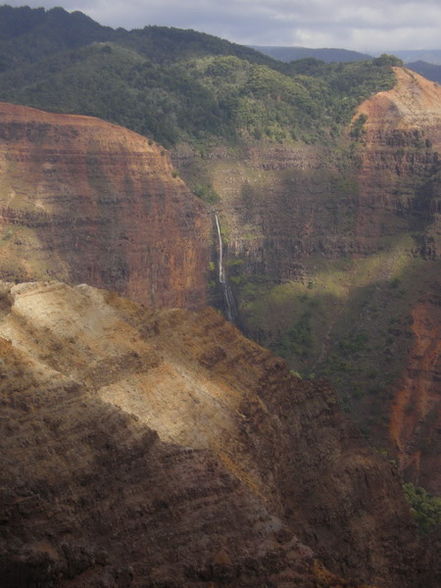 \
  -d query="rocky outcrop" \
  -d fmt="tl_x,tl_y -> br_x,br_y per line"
0,102 -> 210,308
0,280 -> 429,586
